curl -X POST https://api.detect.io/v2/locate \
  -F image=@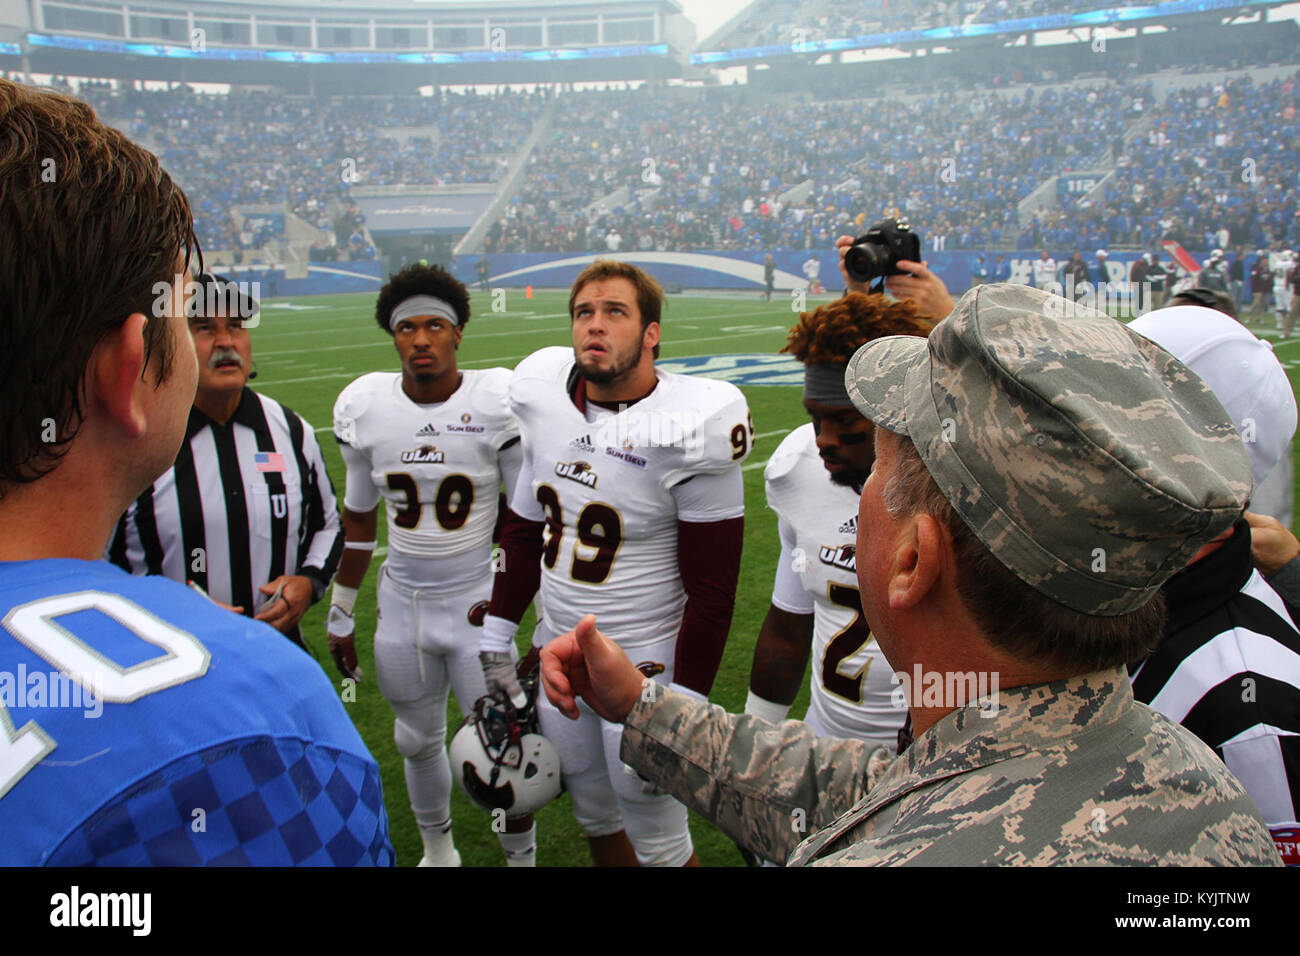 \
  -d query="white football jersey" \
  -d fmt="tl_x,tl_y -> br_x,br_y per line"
764,424 -> 903,748
510,347 -> 751,652
333,370 -> 518,590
